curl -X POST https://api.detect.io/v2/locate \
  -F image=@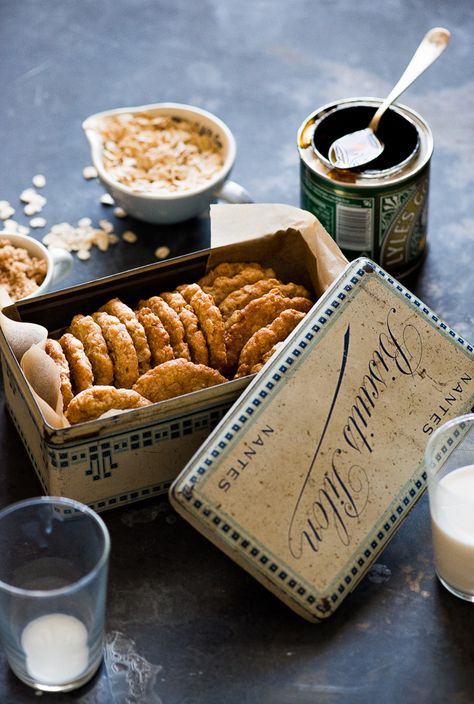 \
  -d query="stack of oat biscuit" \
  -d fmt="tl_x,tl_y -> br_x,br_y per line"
45,262 -> 313,424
